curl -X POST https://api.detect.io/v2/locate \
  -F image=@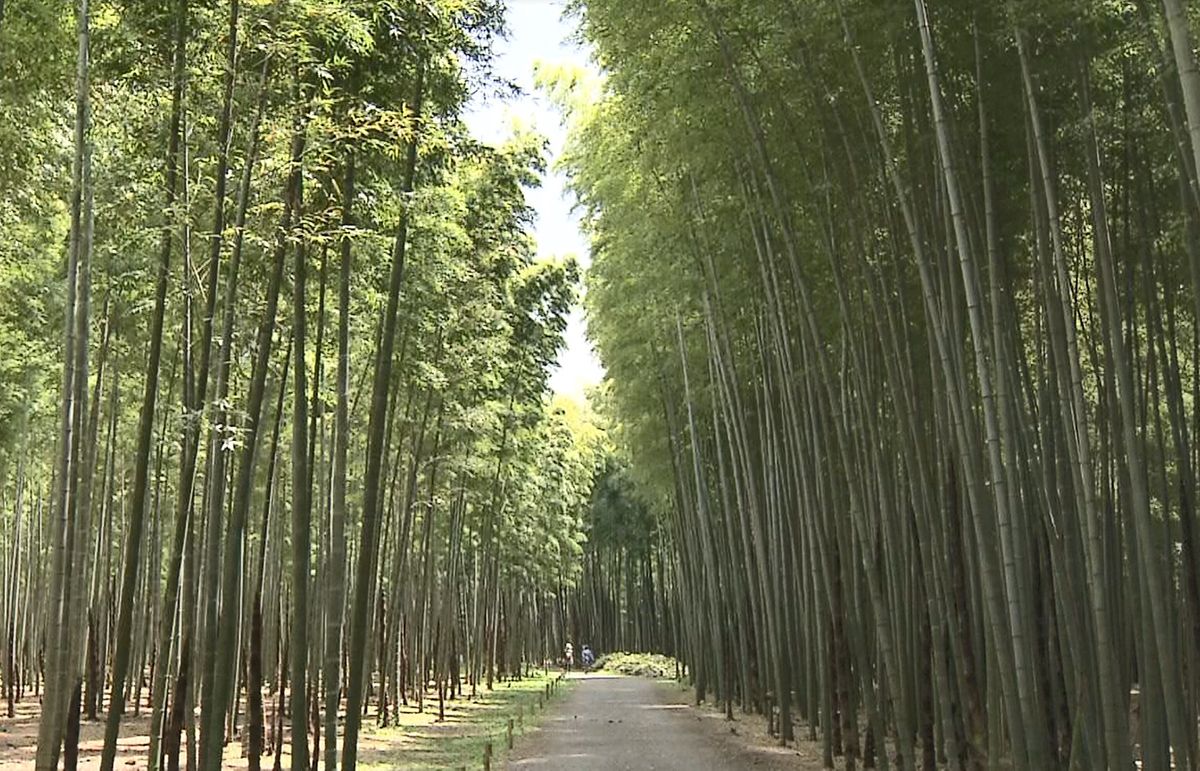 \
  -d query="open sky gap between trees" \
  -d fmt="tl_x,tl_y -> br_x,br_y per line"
8,0 -> 1200,769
